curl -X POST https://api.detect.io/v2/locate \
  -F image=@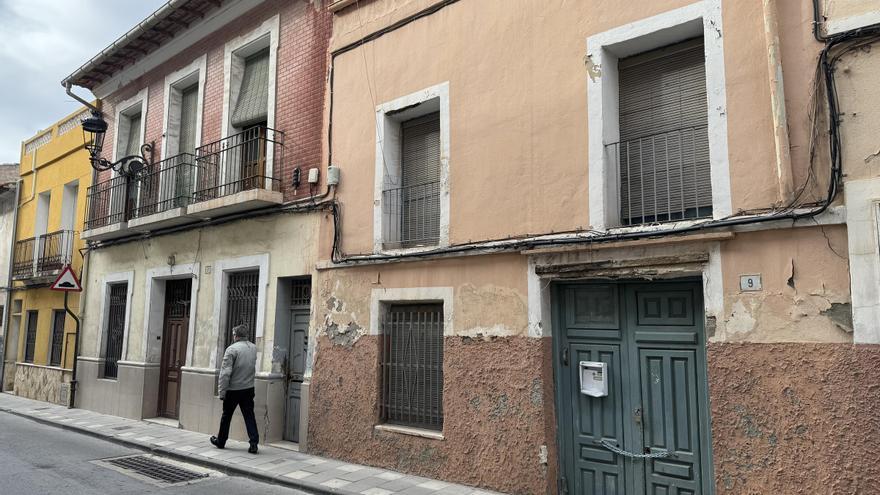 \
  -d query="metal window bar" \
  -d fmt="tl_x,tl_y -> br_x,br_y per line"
193,126 -> 283,203
50,310 -> 65,367
129,153 -> 199,219
225,270 -> 259,346
166,279 -> 192,319
380,305 -> 444,431
290,278 -> 311,307
607,125 -> 712,226
103,283 -> 128,378
382,181 -> 441,249
84,175 -> 130,230
24,311 -> 38,363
